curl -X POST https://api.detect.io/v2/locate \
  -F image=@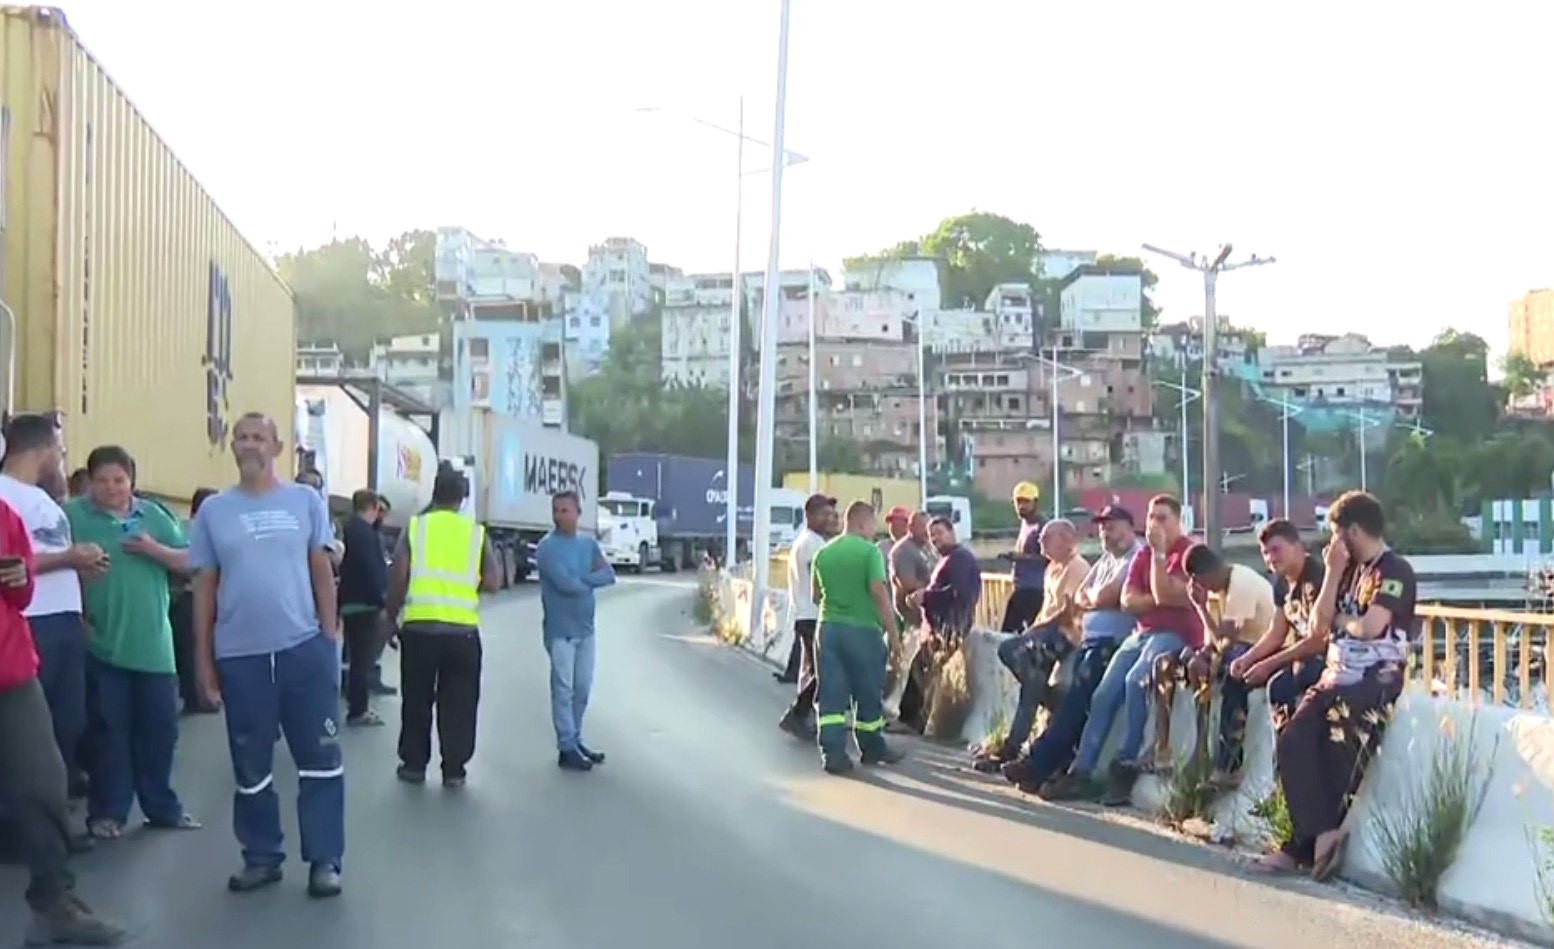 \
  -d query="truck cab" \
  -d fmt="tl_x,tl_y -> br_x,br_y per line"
925,495 -> 973,538
598,491 -> 659,573
767,487 -> 808,551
